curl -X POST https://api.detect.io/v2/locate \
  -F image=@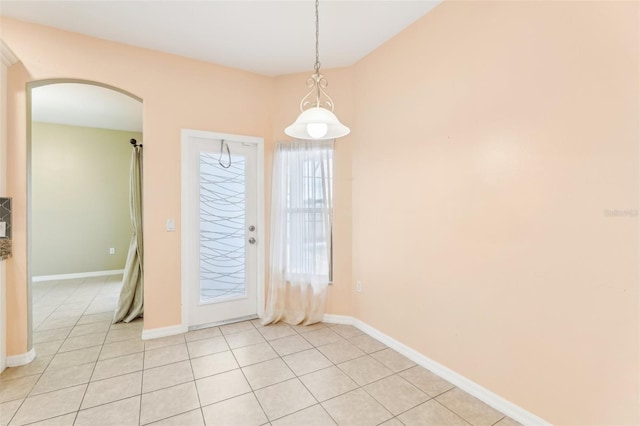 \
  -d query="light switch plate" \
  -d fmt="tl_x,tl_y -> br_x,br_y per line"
166,218 -> 176,232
